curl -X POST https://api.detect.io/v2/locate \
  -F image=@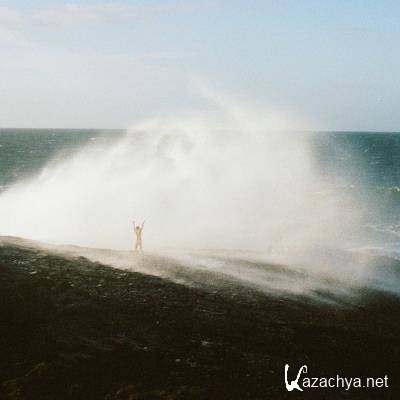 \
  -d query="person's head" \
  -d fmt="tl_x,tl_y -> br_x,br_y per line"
135,226 -> 140,230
